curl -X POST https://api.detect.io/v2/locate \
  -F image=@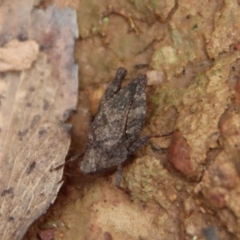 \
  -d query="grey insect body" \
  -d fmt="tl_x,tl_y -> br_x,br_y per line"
80,67 -> 148,174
